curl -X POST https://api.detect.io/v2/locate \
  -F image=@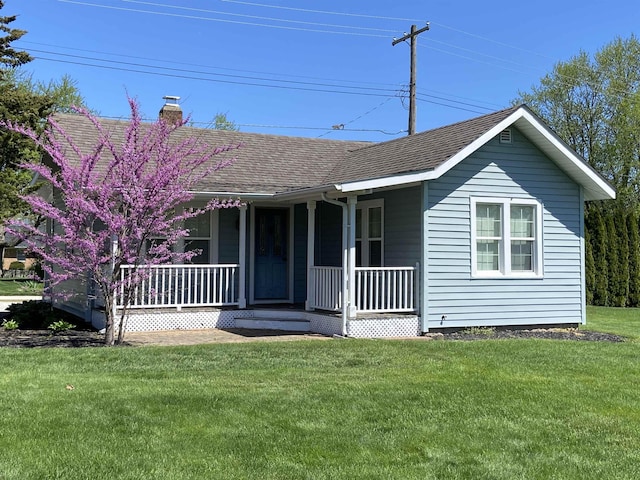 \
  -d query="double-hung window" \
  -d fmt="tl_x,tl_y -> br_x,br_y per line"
355,200 -> 384,267
184,211 -> 211,264
471,198 -> 542,277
